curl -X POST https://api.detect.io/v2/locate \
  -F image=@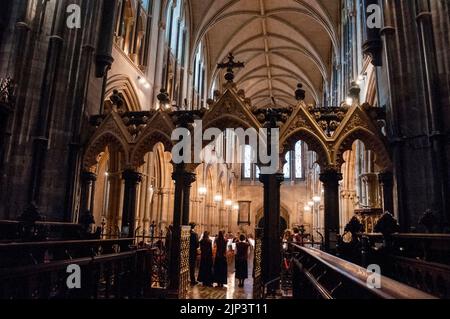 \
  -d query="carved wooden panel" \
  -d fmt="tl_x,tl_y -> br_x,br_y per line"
253,228 -> 263,299
178,226 -> 191,299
